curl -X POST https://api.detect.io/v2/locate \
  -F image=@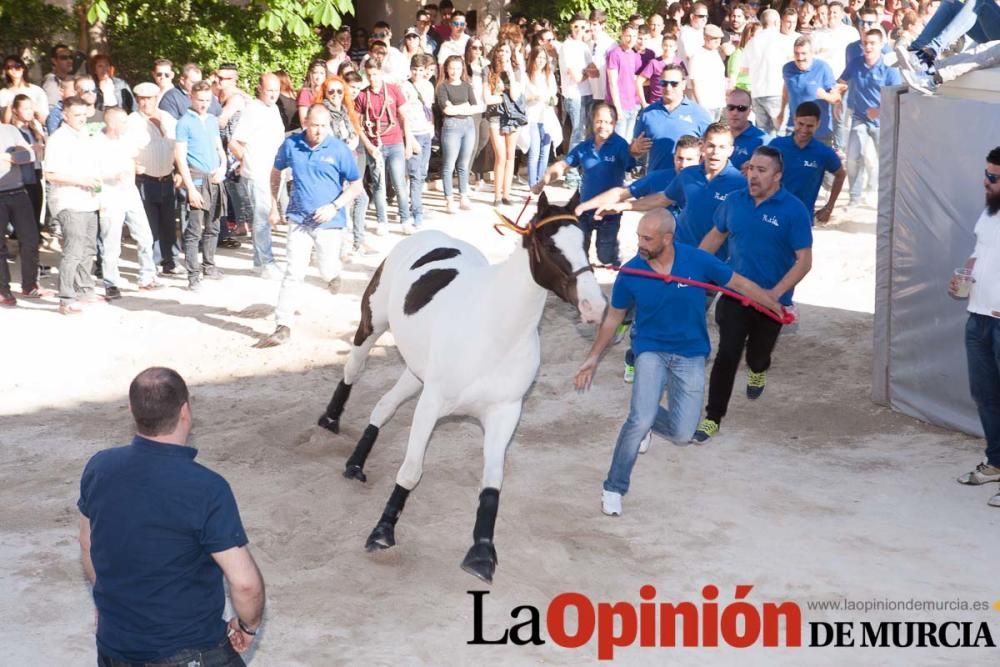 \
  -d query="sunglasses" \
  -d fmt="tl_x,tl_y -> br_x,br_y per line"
471,45 -> 483,49
986,170 -> 1000,184
373,32 -> 388,38
406,34 -> 419,39
693,13 -> 709,18
327,88 -> 345,95
660,79 -> 683,87
154,72 -> 173,78
56,54 -> 73,61
860,19 -> 877,25
727,104 -> 749,112
79,87 -> 97,93
452,21 -> 466,27
5,63 -> 24,70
